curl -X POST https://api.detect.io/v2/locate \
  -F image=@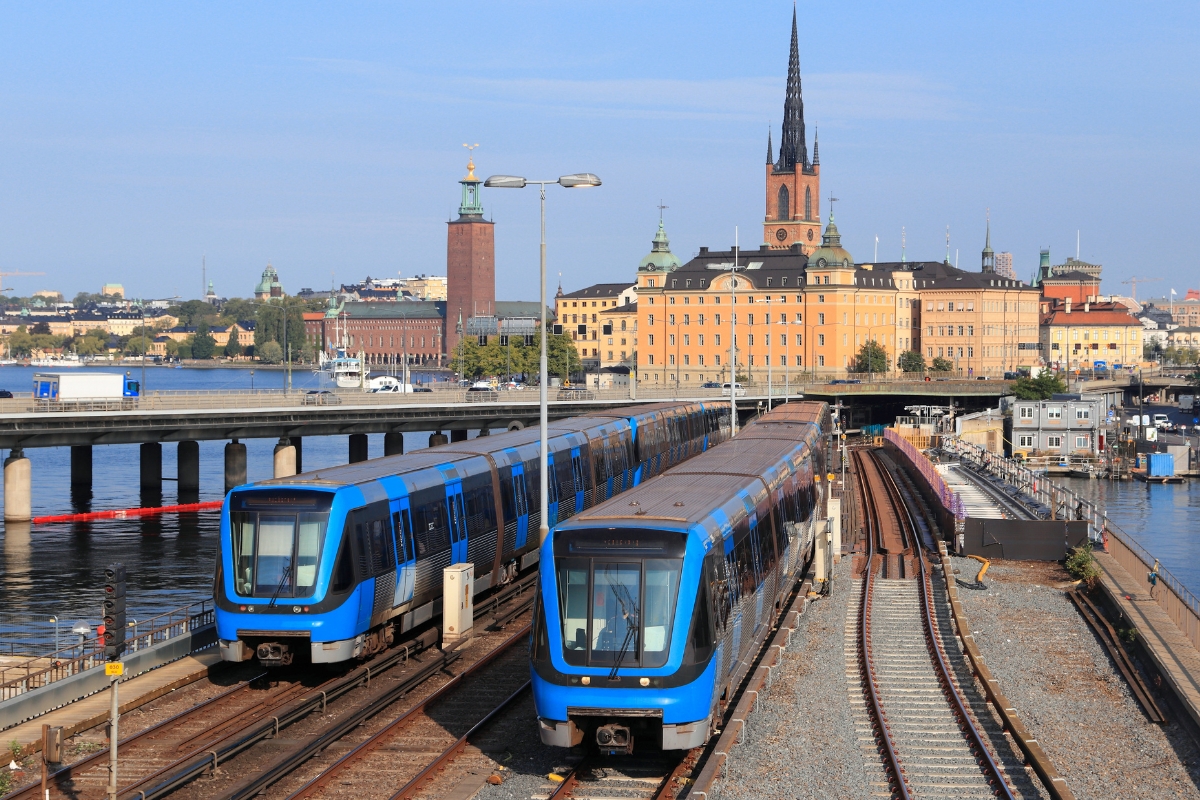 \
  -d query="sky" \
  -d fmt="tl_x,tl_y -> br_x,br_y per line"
1,1 -> 1198,303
